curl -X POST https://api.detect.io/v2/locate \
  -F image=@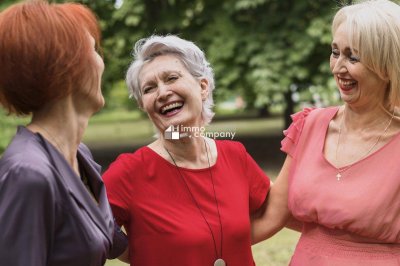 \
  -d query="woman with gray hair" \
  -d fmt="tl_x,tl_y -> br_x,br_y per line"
103,35 -> 271,266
